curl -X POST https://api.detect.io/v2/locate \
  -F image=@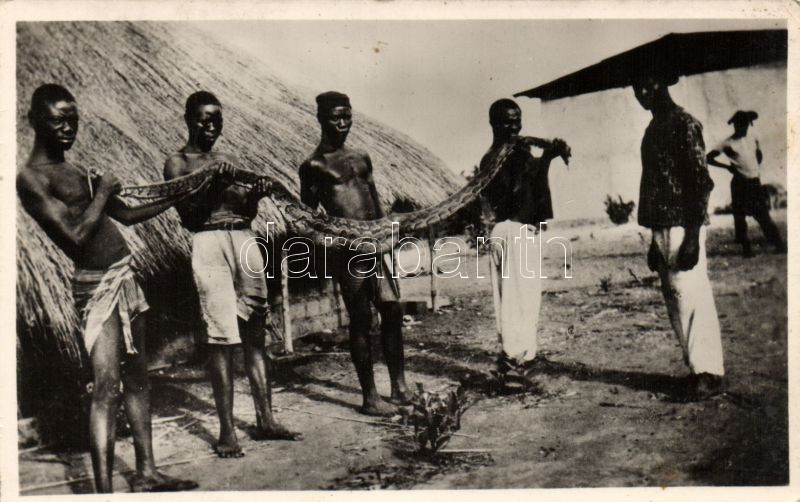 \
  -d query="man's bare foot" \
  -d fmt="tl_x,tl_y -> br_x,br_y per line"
359,398 -> 398,417
130,472 -> 198,492
214,434 -> 244,458
253,420 -> 303,441
389,388 -> 415,405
